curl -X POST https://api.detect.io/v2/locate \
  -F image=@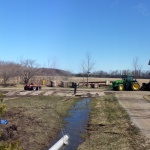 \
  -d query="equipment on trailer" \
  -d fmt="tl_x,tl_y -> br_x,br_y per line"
140,82 -> 150,91
24,83 -> 41,91
112,75 -> 140,91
